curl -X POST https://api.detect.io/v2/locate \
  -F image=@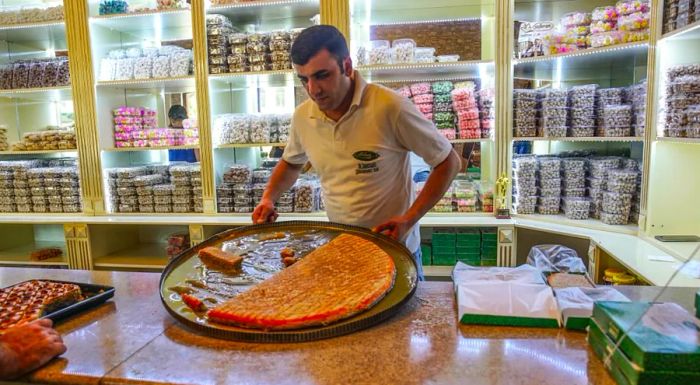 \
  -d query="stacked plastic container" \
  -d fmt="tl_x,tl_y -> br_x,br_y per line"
513,89 -> 537,137
432,81 -> 455,139
452,86 -> 480,139
663,64 -> 700,138
569,84 -> 597,137
587,156 -> 622,219
538,88 -> 569,137
218,164 -> 252,213
536,157 -> 562,215
561,157 -> 590,219
206,14 -> 234,75
478,88 -> 495,139
107,164 -> 200,213
601,168 -> 637,225
596,87 -> 632,137
0,160 -> 80,213
512,156 -> 538,214
0,126 -> 7,151
0,57 -> 70,90
628,80 -> 647,136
